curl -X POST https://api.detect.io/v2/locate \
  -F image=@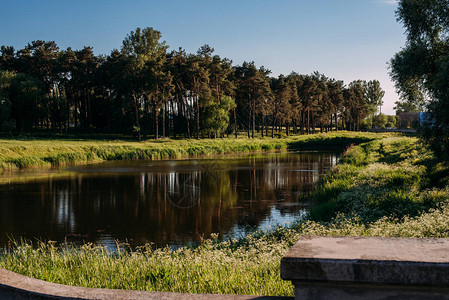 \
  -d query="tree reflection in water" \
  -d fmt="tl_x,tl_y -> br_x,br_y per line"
0,151 -> 337,248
